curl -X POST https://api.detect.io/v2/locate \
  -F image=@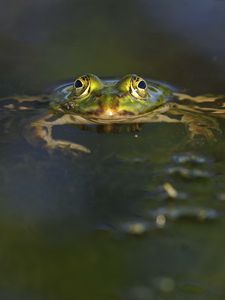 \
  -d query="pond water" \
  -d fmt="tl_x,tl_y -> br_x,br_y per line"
1,0 -> 225,299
